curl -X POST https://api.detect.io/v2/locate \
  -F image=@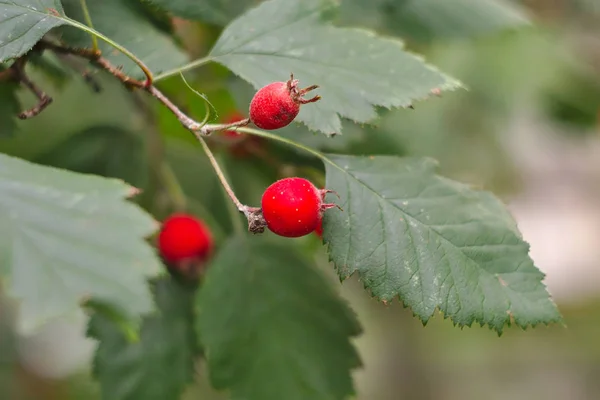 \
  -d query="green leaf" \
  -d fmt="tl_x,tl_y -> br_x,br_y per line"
205,0 -> 460,135
339,0 -> 530,41
0,153 -> 160,333
89,276 -> 199,400
61,0 -> 188,78
322,154 -> 561,333
197,236 -> 362,400
34,125 -> 148,187
0,74 -> 20,136
144,0 -> 259,26
0,0 -> 67,62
